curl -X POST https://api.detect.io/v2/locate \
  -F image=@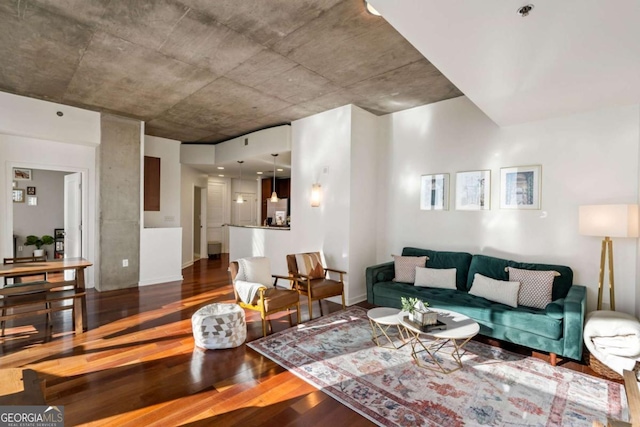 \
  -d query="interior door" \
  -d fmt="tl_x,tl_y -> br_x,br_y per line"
64,172 -> 82,280
207,181 -> 227,251
193,187 -> 201,259
235,194 -> 256,226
